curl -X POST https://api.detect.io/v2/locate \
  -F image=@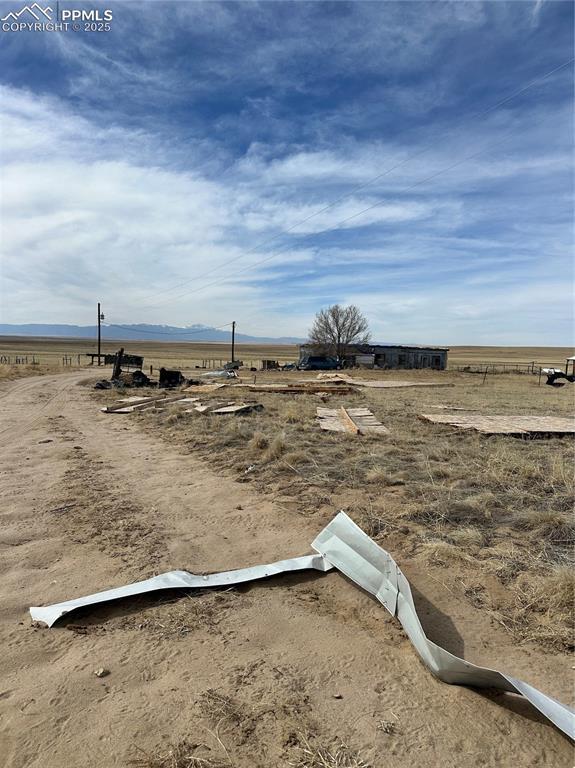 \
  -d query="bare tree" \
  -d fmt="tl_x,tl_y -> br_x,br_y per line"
308,304 -> 370,360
